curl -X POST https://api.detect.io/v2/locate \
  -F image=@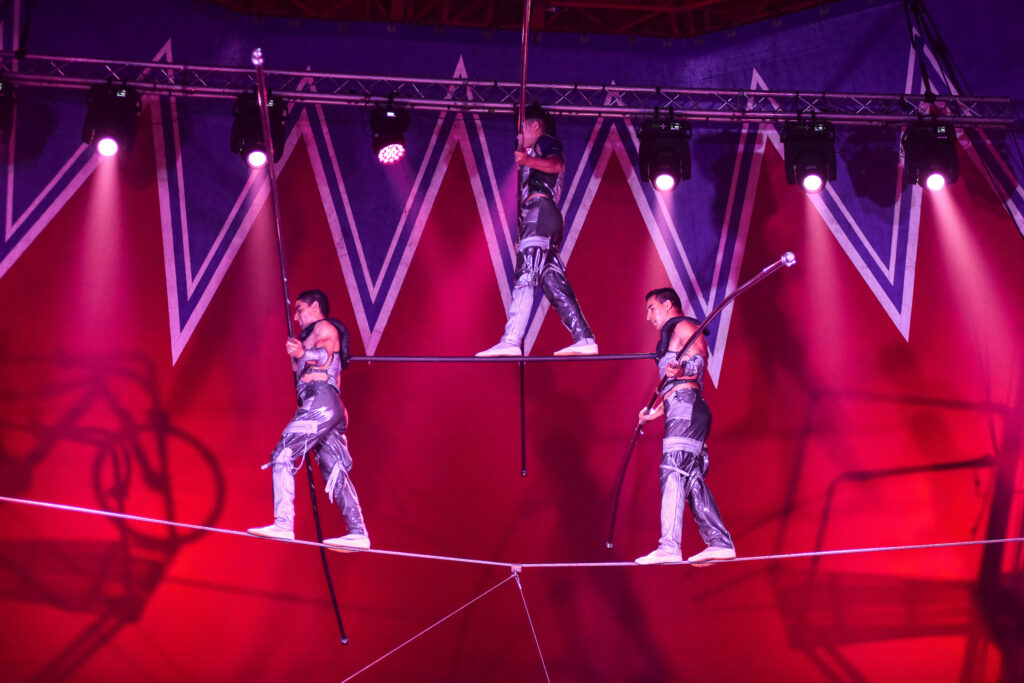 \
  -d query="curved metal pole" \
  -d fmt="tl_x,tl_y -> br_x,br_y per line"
252,48 -> 349,644
606,251 -> 796,548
